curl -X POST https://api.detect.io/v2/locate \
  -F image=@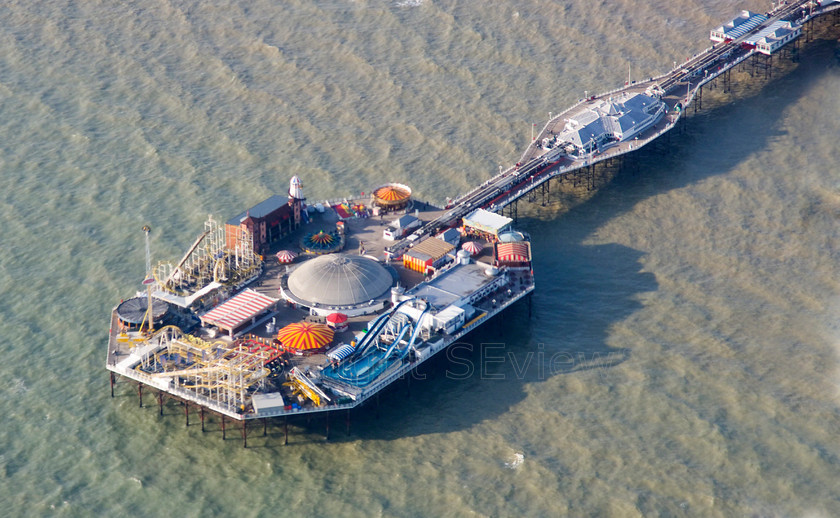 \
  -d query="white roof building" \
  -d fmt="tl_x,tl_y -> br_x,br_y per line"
552,92 -> 665,157
462,208 -> 512,238
710,11 -> 768,43
745,20 -> 801,55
